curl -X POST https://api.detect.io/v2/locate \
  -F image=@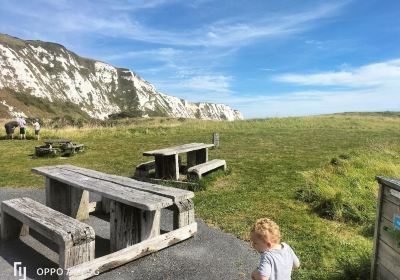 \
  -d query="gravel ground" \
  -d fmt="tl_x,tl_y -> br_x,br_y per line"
0,188 -> 258,280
